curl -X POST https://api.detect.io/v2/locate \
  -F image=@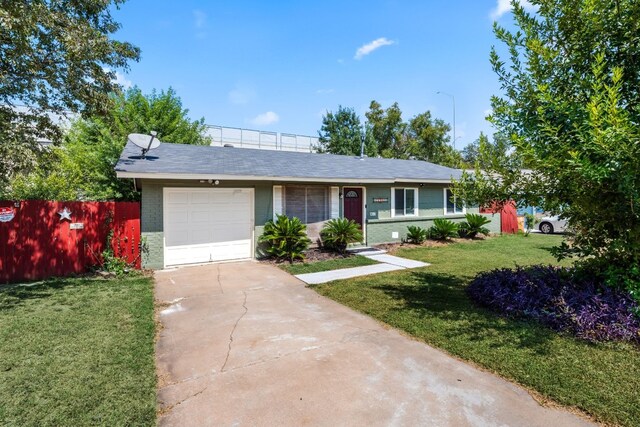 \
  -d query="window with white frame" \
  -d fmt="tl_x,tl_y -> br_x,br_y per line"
284,185 -> 330,223
392,188 -> 418,217
444,188 -> 465,215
